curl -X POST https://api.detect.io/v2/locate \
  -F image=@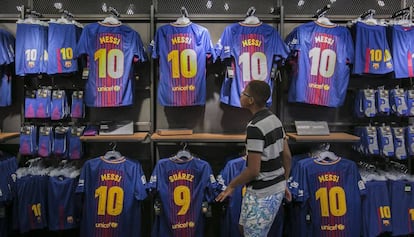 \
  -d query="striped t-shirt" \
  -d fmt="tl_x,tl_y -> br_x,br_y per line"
245,109 -> 286,197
